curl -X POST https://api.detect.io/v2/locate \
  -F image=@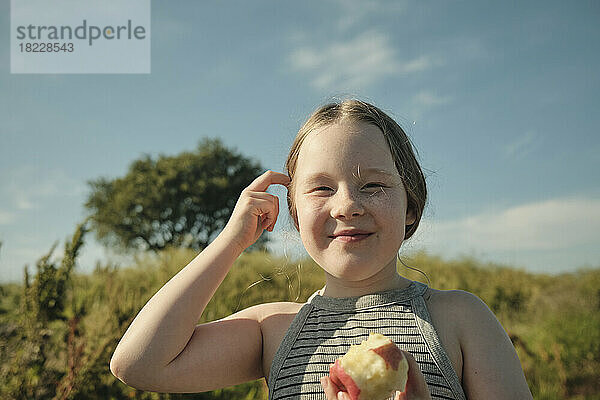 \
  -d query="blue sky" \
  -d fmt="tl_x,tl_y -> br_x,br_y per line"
1,1 -> 599,283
